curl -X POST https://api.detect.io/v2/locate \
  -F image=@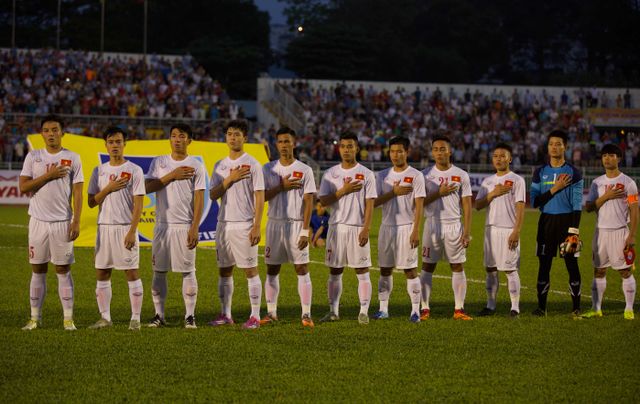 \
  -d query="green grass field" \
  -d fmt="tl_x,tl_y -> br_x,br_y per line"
0,205 -> 638,402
